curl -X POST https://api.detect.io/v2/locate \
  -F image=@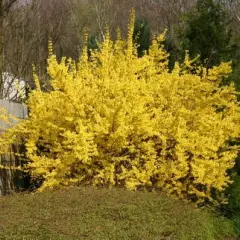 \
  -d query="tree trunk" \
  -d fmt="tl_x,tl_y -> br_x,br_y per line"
0,0 -> 4,99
